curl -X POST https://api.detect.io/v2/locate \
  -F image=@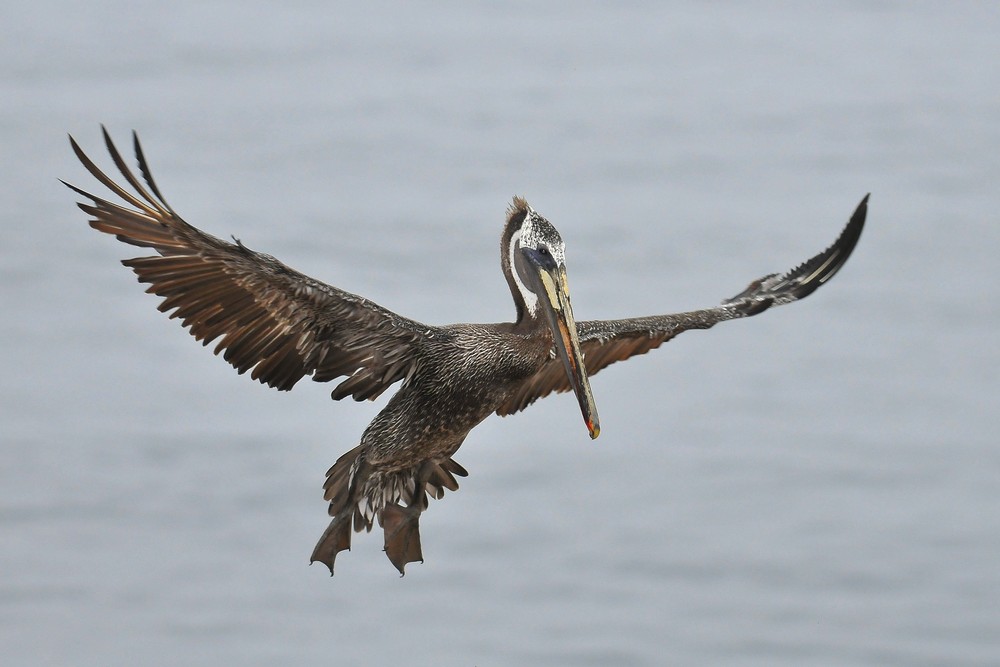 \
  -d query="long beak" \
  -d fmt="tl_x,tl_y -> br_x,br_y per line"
534,263 -> 601,439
